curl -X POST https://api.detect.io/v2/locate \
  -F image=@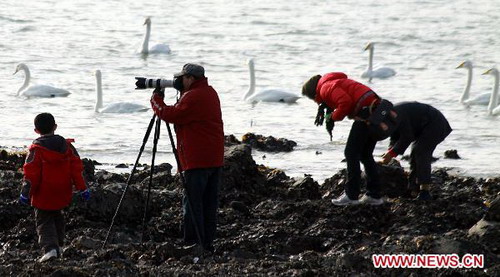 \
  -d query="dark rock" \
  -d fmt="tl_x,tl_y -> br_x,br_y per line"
484,195 -> 500,222
0,149 -> 26,171
265,169 -> 290,186
321,165 -> 408,198
95,170 -> 127,185
71,236 -> 101,249
230,201 -> 251,216
288,177 -> 321,200
81,158 -> 96,181
335,253 -> 369,269
2,137 -> 500,275
116,163 -> 129,168
444,149 -> 461,159
241,133 -> 297,152
377,164 -> 408,198
69,184 -> 166,227
224,134 -> 241,146
468,219 -> 500,253
222,144 -> 263,193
